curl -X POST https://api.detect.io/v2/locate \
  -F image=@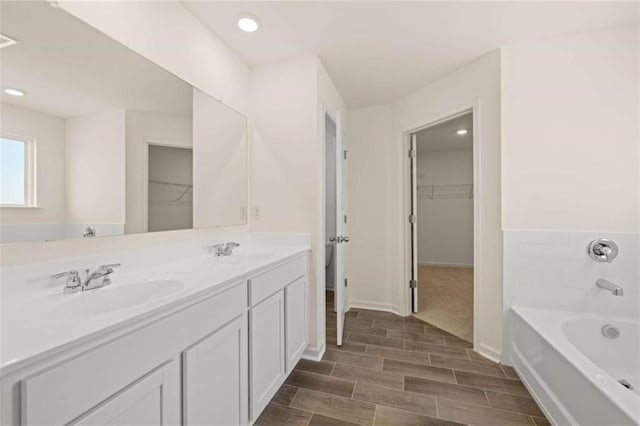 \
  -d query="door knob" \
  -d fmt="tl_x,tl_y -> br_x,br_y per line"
329,236 -> 336,242
336,236 -> 350,243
